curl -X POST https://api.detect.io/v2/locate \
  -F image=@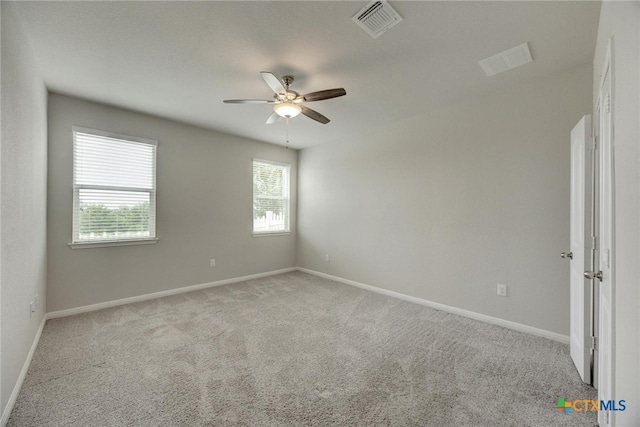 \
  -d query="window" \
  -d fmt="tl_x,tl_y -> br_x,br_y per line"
72,127 -> 157,246
253,159 -> 290,234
